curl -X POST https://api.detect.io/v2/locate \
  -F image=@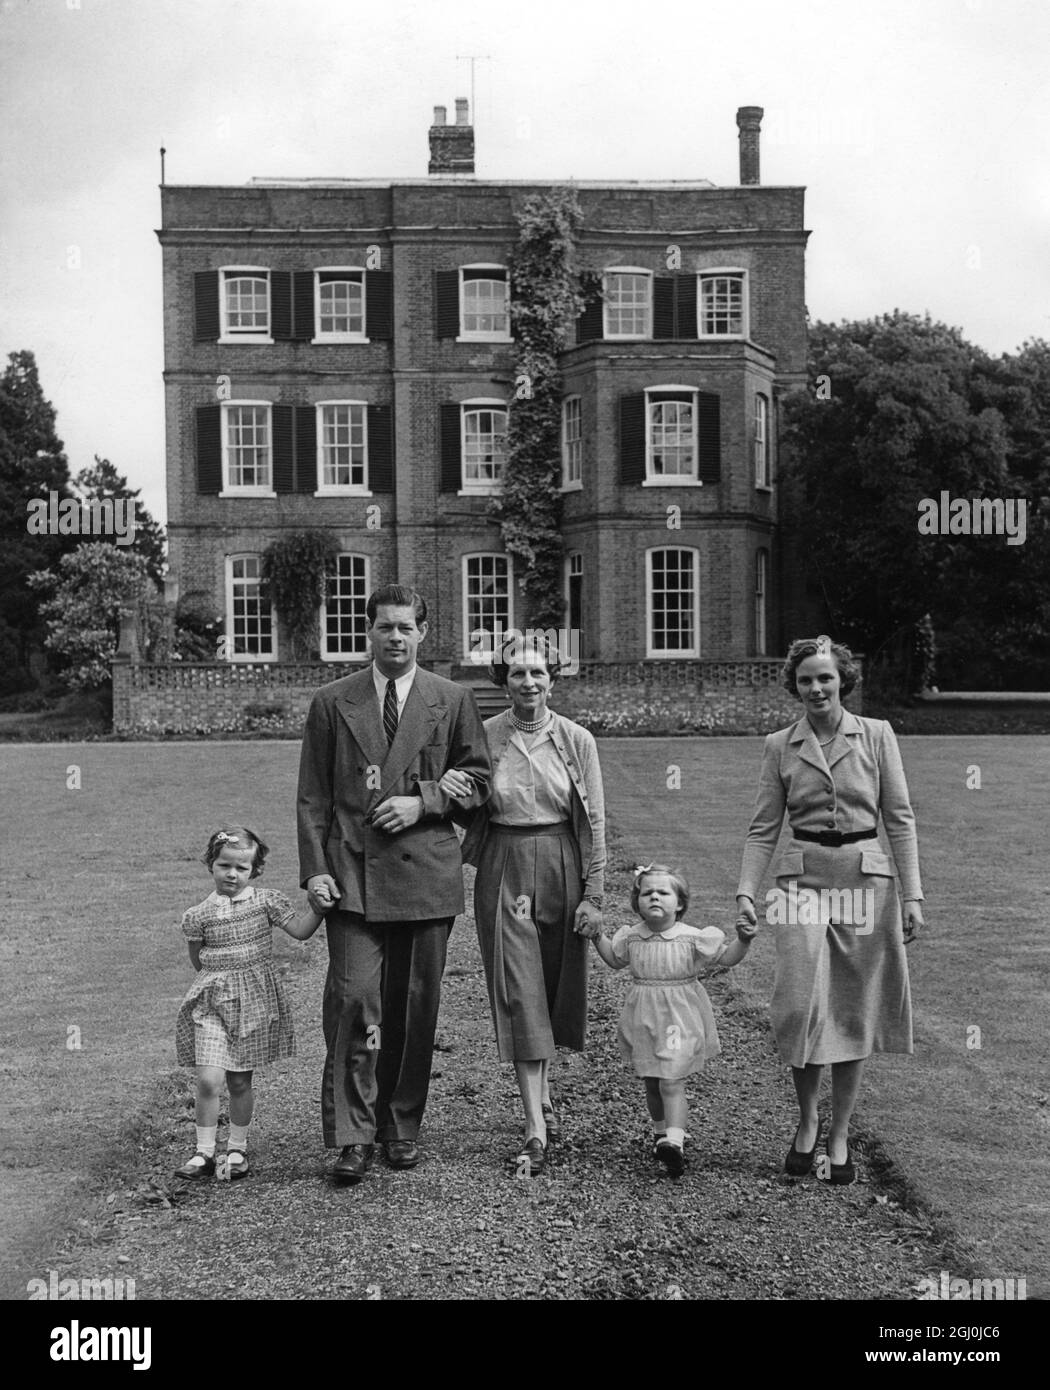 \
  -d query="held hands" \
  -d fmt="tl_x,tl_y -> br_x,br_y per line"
438,768 -> 475,800
735,916 -> 758,942
902,901 -> 924,946
736,894 -> 758,940
307,874 -> 341,915
573,900 -> 603,939
369,795 -> 424,835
